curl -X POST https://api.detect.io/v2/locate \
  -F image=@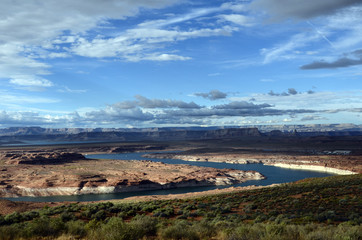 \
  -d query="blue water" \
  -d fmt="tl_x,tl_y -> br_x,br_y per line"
6,152 -> 335,202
